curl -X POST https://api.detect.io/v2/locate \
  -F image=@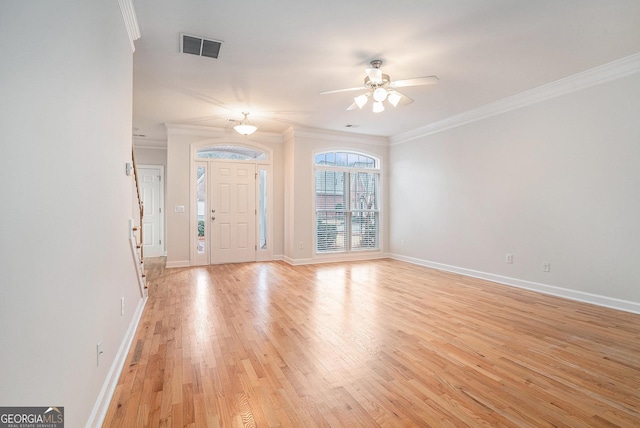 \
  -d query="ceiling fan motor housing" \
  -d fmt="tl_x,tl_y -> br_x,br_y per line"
364,74 -> 390,88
